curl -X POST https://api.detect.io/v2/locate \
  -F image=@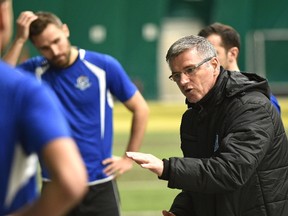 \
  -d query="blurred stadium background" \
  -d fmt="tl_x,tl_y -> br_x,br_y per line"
13,0 -> 288,101
12,0 -> 288,215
